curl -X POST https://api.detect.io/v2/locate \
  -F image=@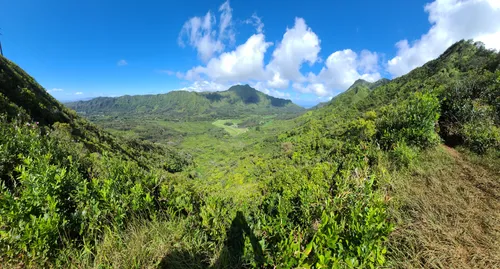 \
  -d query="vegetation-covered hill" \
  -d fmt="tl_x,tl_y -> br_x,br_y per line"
0,55 -> 192,265
1,40 -> 499,268
0,56 -> 190,170
66,84 -> 305,121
